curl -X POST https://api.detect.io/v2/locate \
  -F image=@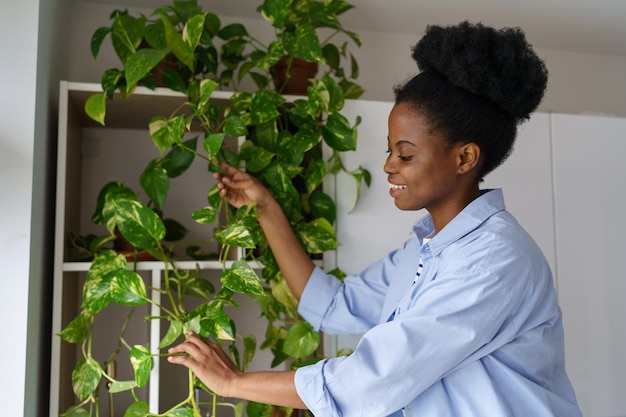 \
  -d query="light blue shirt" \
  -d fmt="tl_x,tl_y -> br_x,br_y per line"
295,189 -> 582,417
